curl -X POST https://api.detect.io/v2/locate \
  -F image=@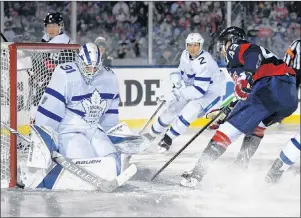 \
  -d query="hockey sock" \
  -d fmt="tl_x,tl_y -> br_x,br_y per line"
236,126 -> 265,164
192,132 -> 229,177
